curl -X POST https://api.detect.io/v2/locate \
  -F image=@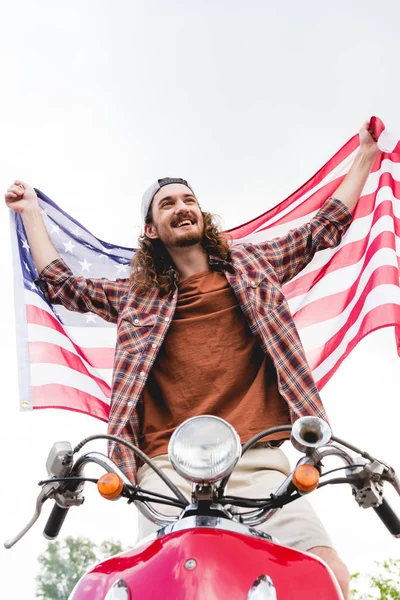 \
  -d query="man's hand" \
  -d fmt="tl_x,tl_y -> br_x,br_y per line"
5,180 -> 60,272
5,180 -> 39,215
359,121 -> 381,158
